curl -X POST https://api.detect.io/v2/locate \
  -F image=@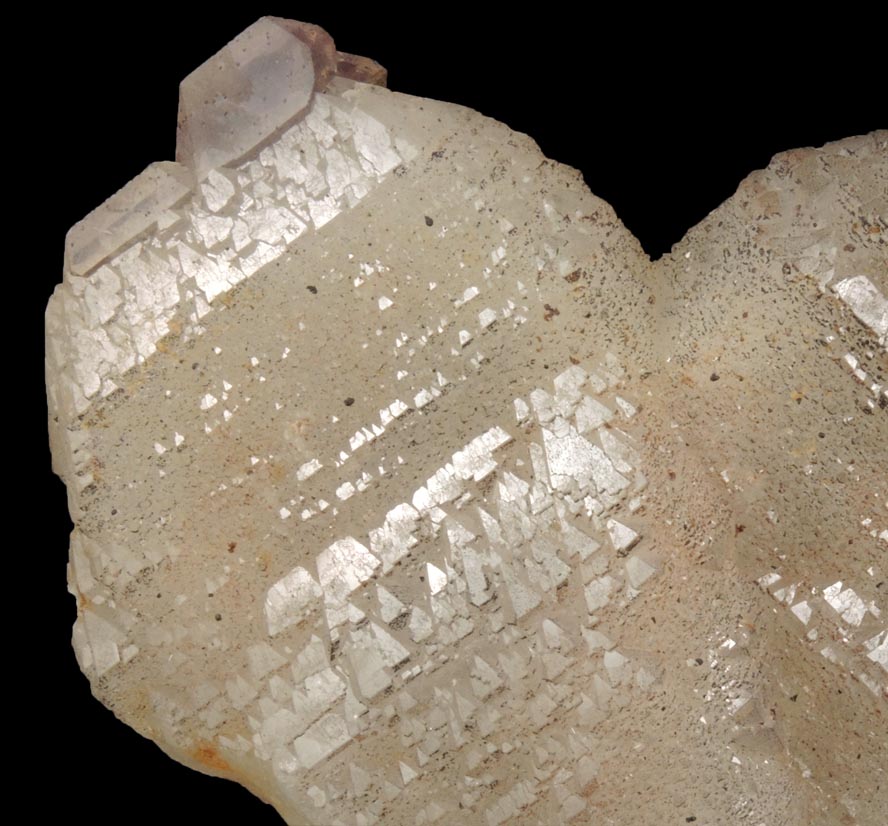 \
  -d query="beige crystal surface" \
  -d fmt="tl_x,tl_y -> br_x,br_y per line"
47,18 -> 887,826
